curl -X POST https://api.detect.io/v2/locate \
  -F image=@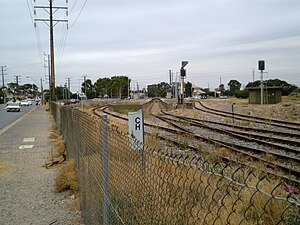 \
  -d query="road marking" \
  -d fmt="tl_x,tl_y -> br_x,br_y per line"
0,106 -> 37,136
19,145 -> 34,150
23,138 -> 35,142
